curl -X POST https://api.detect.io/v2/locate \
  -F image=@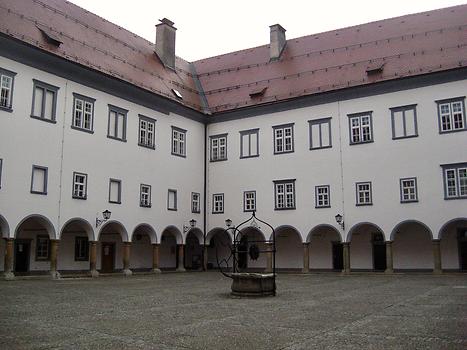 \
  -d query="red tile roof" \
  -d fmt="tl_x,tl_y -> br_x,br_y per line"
1,0 -> 466,115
